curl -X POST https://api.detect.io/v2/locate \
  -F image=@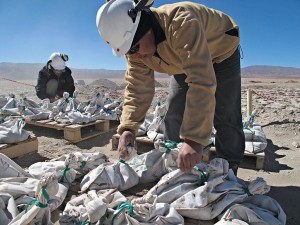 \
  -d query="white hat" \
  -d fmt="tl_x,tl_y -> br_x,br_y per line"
48,52 -> 67,70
